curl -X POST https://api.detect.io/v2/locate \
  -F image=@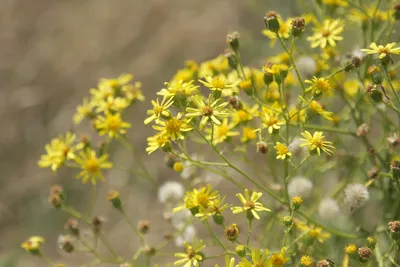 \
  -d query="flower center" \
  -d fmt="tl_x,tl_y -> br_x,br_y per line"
211,77 -> 226,89
322,30 -> 331,37
245,200 -> 255,209
86,158 -> 99,174
165,118 -> 181,134
202,106 -> 213,116
107,116 -> 121,131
